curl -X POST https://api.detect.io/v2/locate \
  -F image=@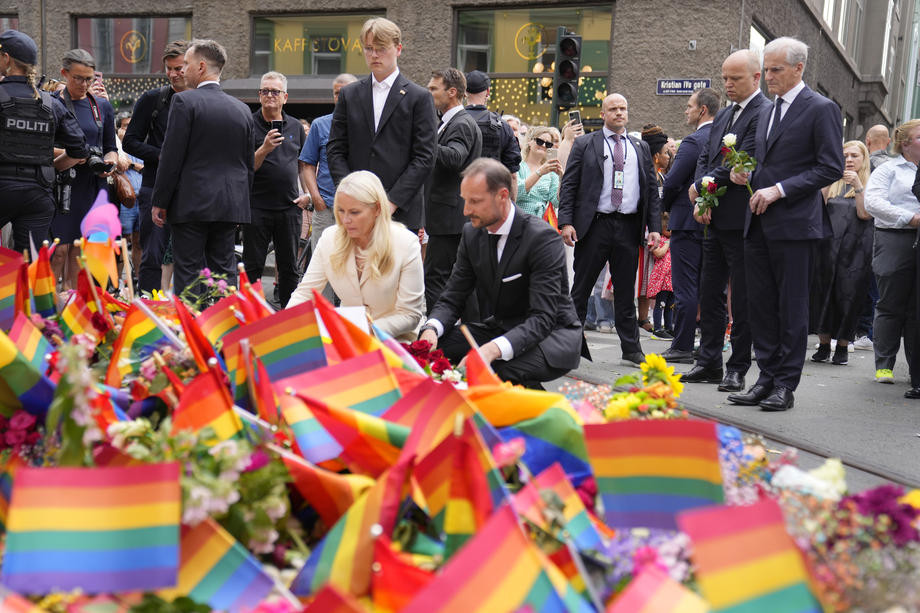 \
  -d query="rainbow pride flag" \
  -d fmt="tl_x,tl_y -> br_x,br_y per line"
8,313 -> 52,375
303,584 -> 366,613
59,292 -> 95,340
223,300 -> 326,409
197,294 -> 244,349
678,498 -> 822,612
370,323 -> 428,375
280,448 -> 375,529
159,518 -> 274,612
585,419 -> 723,530
371,532 -> 435,612
173,297 -> 217,373
383,377 -> 474,461
402,505 -> 591,613
171,370 -> 242,442
464,347 -> 503,386
273,351 -> 402,464
0,329 -> 54,415
1,462 -> 180,594
0,247 -> 25,332
608,566 -> 709,613
29,243 -> 55,317
514,463 -> 605,553
104,303 -> 172,387
0,455 -> 20,533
